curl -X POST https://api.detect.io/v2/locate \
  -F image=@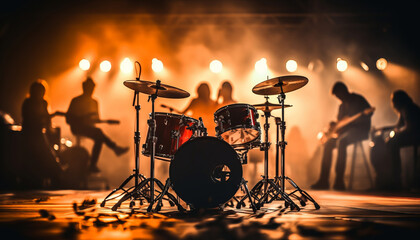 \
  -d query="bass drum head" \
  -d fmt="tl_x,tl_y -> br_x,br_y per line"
170,136 -> 242,208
